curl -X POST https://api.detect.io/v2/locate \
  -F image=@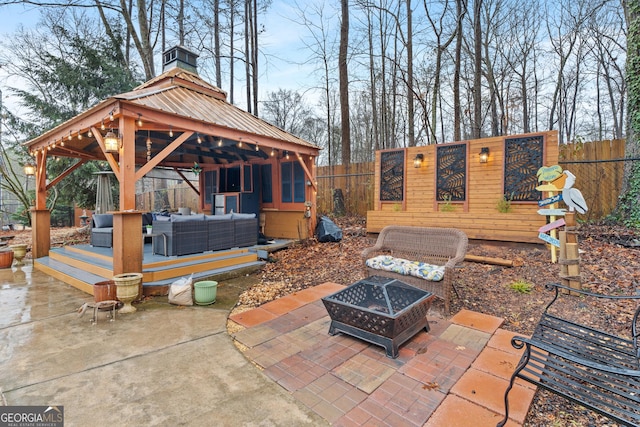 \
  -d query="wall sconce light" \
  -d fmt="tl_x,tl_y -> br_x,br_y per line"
479,147 -> 490,163
413,153 -> 424,168
24,163 -> 36,176
104,130 -> 120,153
